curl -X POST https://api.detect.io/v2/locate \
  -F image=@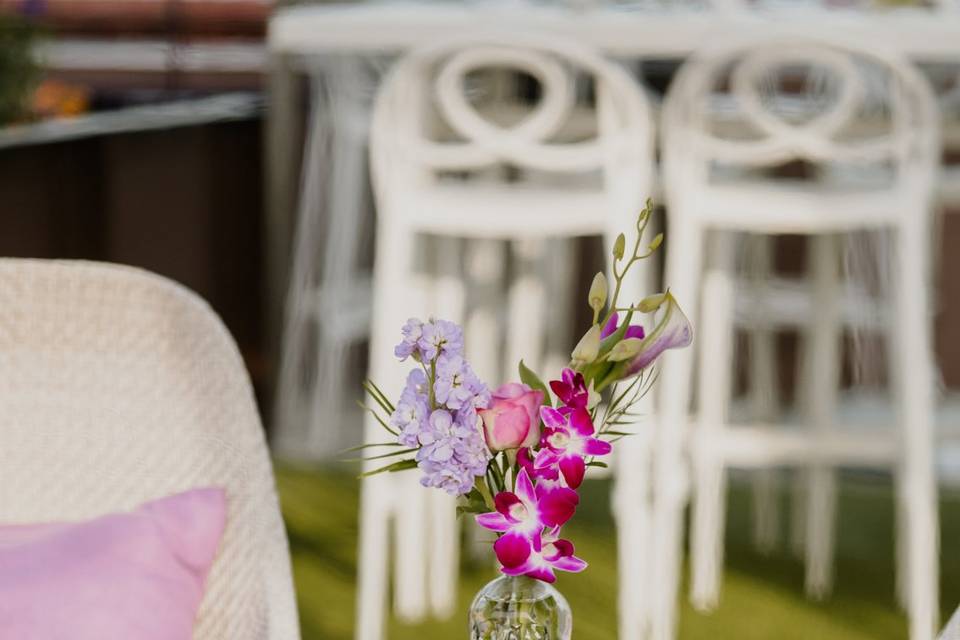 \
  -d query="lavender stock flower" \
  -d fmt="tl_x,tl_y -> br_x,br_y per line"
390,317 -> 492,496
394,318 -> 424,361
390,369 -> 430,447
418,319 -> 464,361
416,406 -> 492,496
435,354 -> 488,410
